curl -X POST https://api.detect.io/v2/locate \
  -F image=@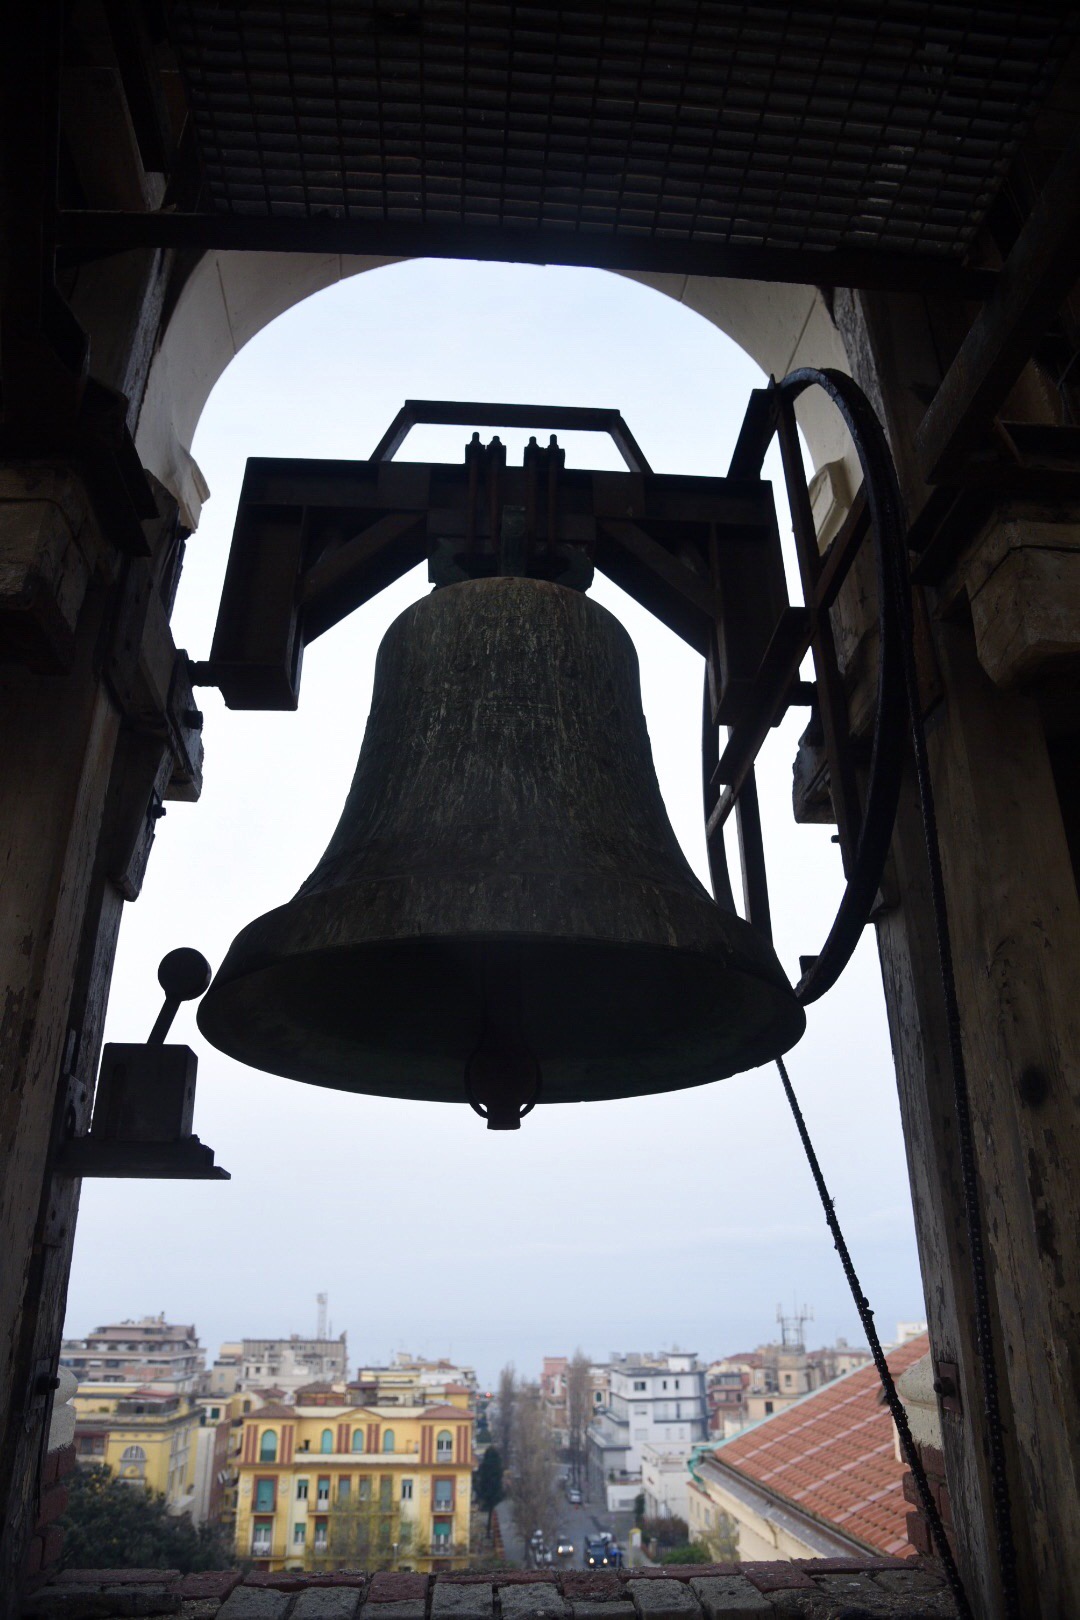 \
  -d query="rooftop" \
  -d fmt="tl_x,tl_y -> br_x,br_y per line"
705,1334 -> 930,1556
